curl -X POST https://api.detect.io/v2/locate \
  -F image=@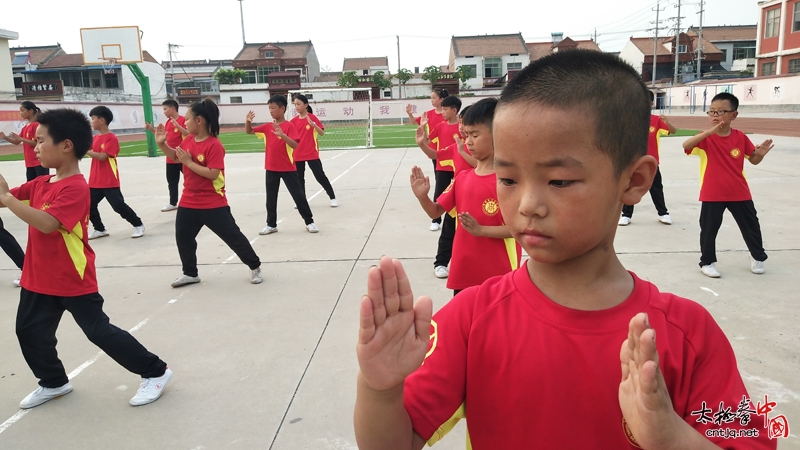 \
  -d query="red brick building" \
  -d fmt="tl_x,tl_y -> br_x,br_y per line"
756,0 -> 800,76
